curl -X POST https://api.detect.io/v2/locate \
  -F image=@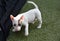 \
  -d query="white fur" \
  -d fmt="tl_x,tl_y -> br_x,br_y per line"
11,1 -> 42,36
